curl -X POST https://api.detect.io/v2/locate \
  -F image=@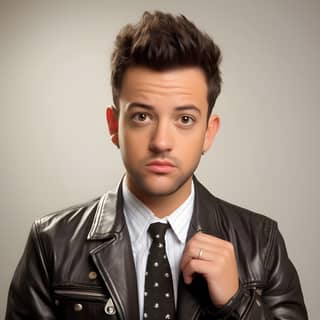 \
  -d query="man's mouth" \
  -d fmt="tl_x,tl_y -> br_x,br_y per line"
146,160 -> 176,174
